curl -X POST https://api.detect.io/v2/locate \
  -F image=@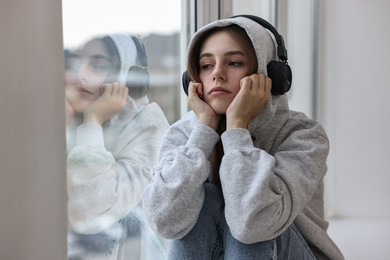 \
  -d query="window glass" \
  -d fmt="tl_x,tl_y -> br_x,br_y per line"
232,0 -> 276,23
62,1 -> 180,259
63,0 -> 181,123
